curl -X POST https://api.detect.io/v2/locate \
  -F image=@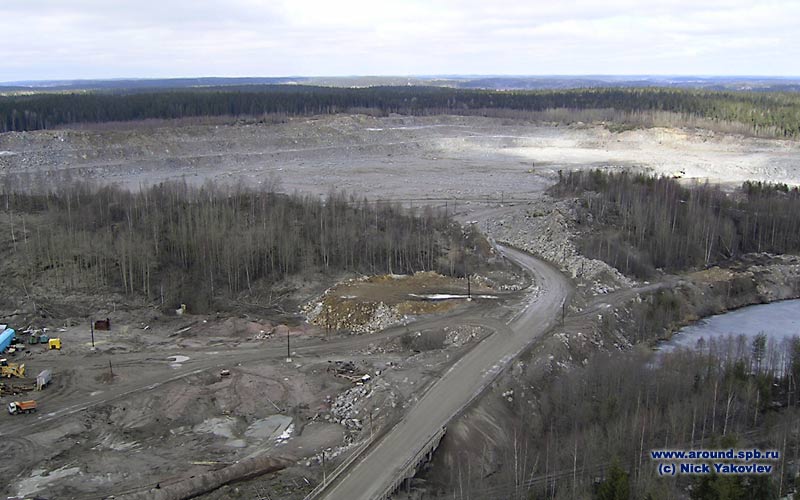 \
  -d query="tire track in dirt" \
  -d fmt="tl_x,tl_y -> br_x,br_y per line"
0,309 -> 513,438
